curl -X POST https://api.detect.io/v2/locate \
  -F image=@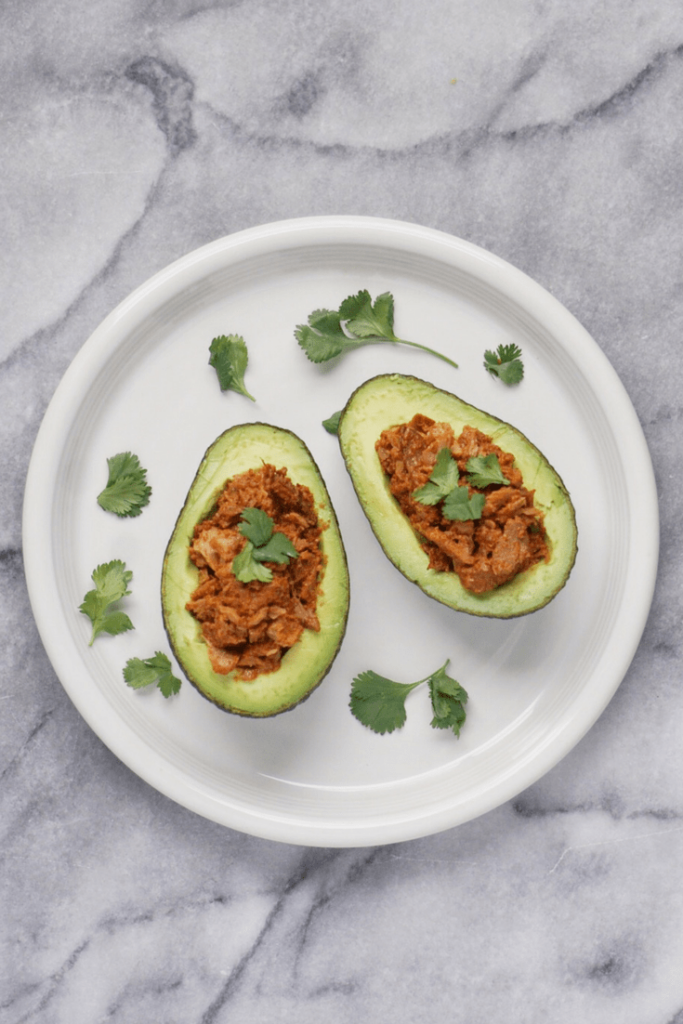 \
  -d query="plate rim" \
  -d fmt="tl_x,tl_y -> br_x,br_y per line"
22,215 -> 659,846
